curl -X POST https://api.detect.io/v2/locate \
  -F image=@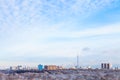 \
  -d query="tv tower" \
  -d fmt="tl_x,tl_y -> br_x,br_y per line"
77,54 -> 79,68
